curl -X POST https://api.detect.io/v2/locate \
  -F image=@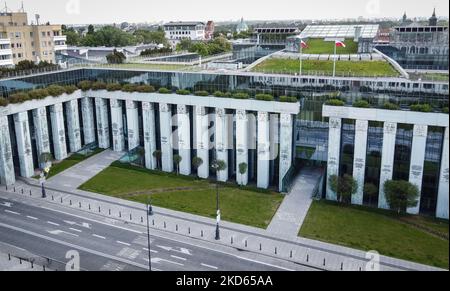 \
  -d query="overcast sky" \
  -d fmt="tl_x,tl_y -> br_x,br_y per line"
3,0 -> 449,24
